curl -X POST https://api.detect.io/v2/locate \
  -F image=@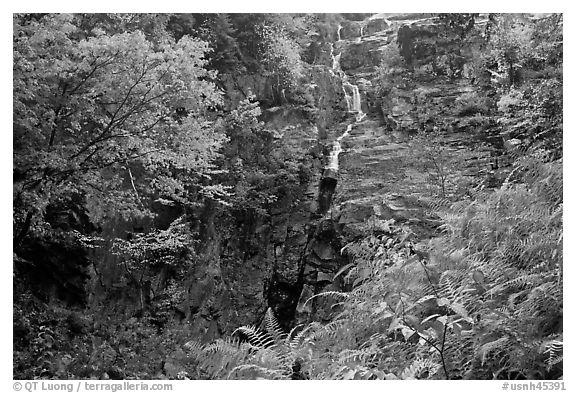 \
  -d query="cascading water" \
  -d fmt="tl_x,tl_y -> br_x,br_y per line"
329,43 -> 338,77
343,82 -> 362,113
350,84 -> 365,121
351,85 -> 361,112
342,85 -> 352,112
318,33 -> 366,214
326,124 -> 353,171
358,24 -> 365,42
331,45 -> 364,120
318,122 -> 352,214
298,17 -> 371,328
342,82 -> 365,121
333,52 -> 342,72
